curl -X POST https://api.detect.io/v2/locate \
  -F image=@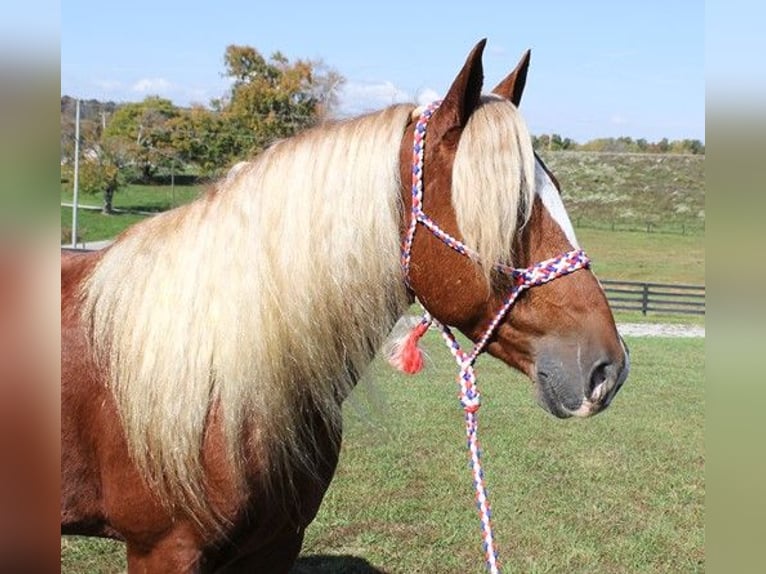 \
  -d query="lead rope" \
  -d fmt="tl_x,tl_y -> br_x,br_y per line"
394,101 -> 590,573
